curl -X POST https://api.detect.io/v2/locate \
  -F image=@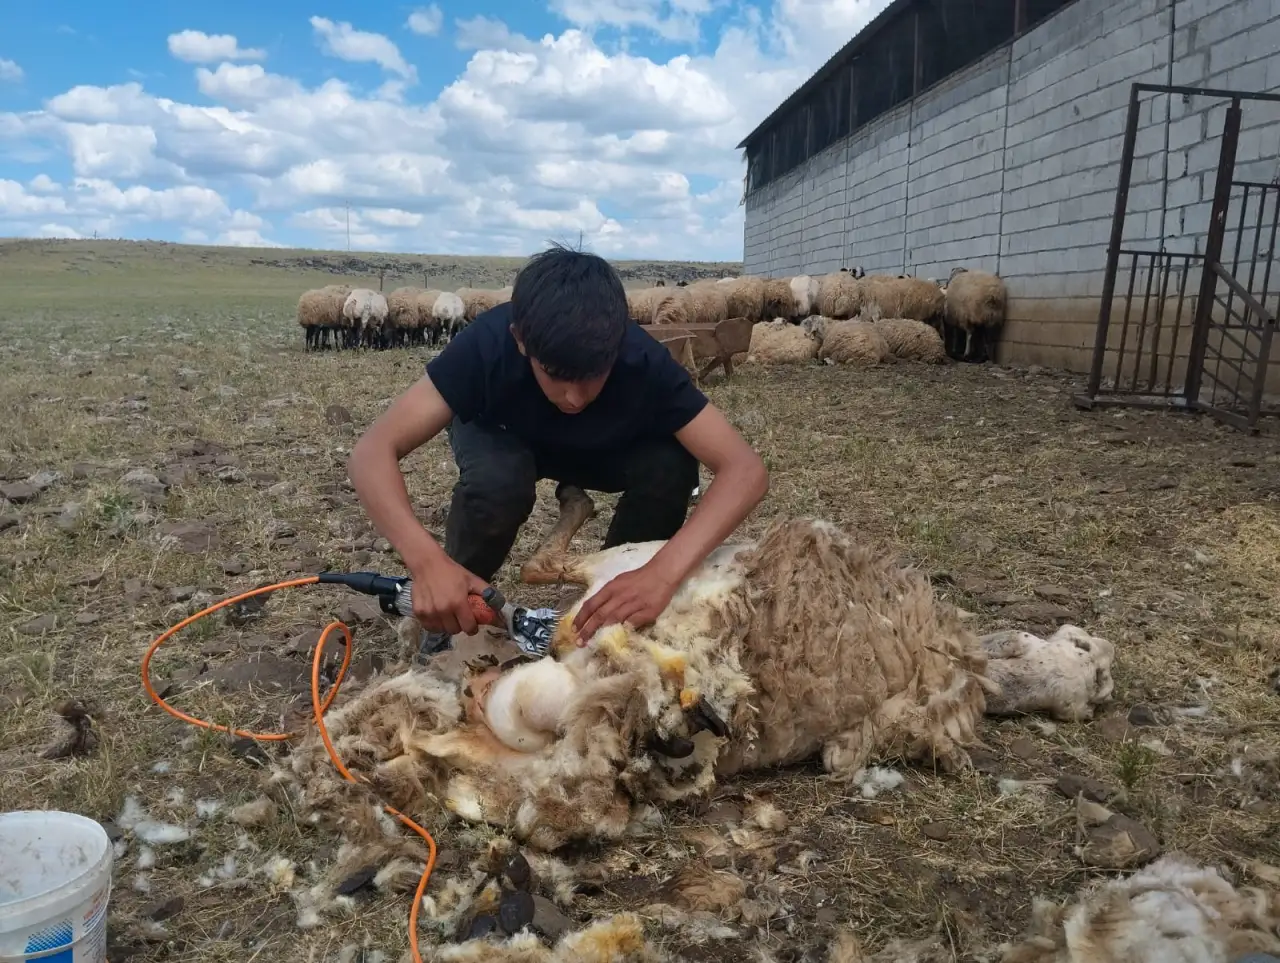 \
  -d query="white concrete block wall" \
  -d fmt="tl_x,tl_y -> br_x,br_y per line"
740,0 -> 1280,376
